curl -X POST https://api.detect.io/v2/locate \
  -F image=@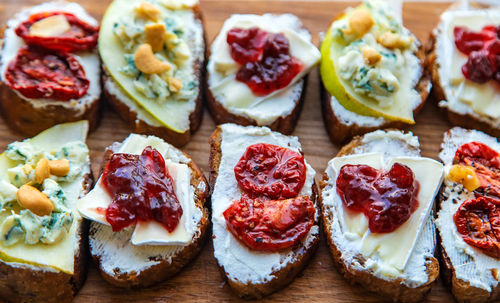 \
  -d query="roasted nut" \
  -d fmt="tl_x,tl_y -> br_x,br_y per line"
35,158 -> 50,184
362,46 -> 382,65
145,23 -> 166,52
135,1 -> 162,21
17,185 -> 54,217
49,159 -> 70,177
345,10 -> 374,37
22,164 -> 33,175
377,32 -> 411,49
134,44 -> 171,74
29,15 -> 70,37
167,77 -> 183,93
448,164 -> 481,192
